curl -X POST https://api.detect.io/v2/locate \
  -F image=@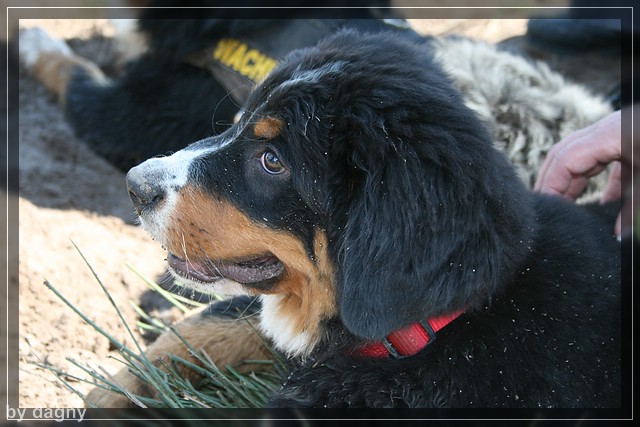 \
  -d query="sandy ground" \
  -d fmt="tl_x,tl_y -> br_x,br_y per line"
13,18 -> 528,409
15,19 -> 170,409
